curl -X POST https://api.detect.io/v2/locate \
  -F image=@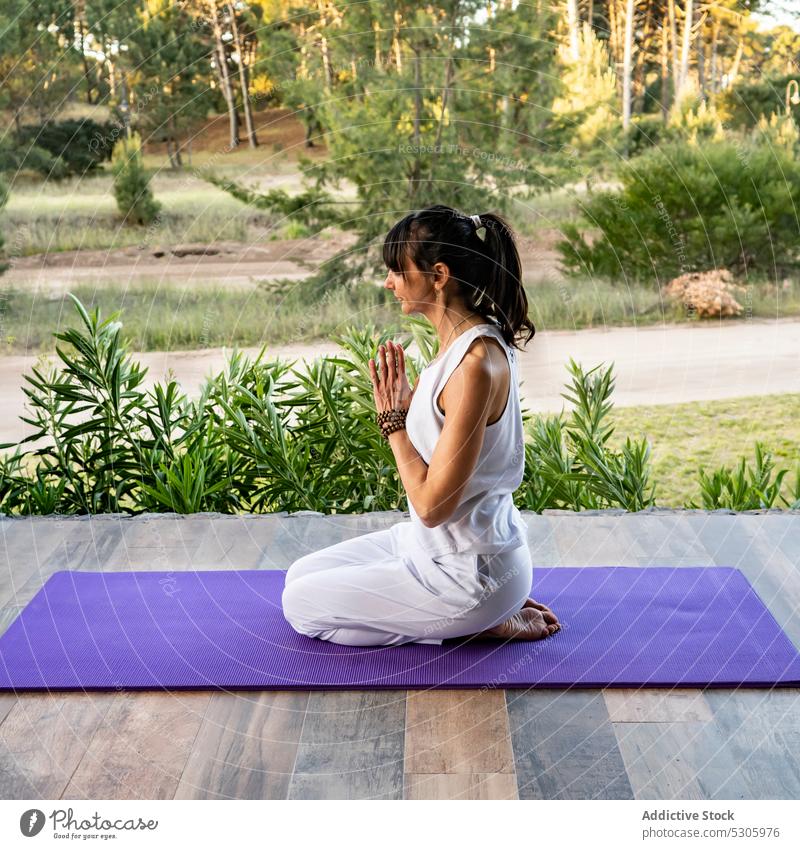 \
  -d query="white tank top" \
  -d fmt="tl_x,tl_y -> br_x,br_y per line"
404,319 -> 528,556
